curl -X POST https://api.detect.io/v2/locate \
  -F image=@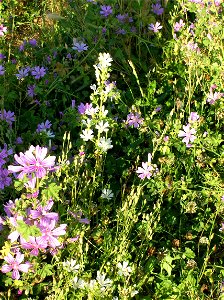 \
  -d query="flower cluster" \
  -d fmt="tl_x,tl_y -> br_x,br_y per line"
1,198 -> 67,280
